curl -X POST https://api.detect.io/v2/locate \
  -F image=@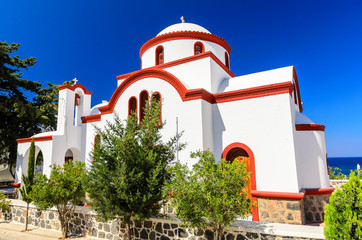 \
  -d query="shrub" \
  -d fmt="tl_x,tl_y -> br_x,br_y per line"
324,171 -> 362,239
